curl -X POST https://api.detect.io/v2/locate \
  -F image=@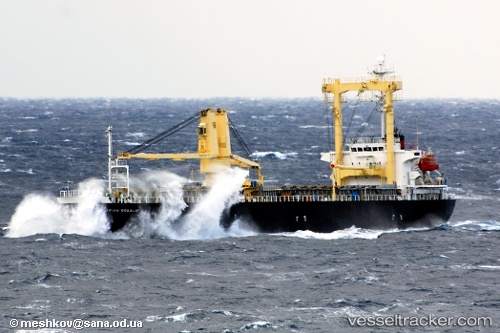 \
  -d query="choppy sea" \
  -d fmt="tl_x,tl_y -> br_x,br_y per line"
0,97 -> 499,332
